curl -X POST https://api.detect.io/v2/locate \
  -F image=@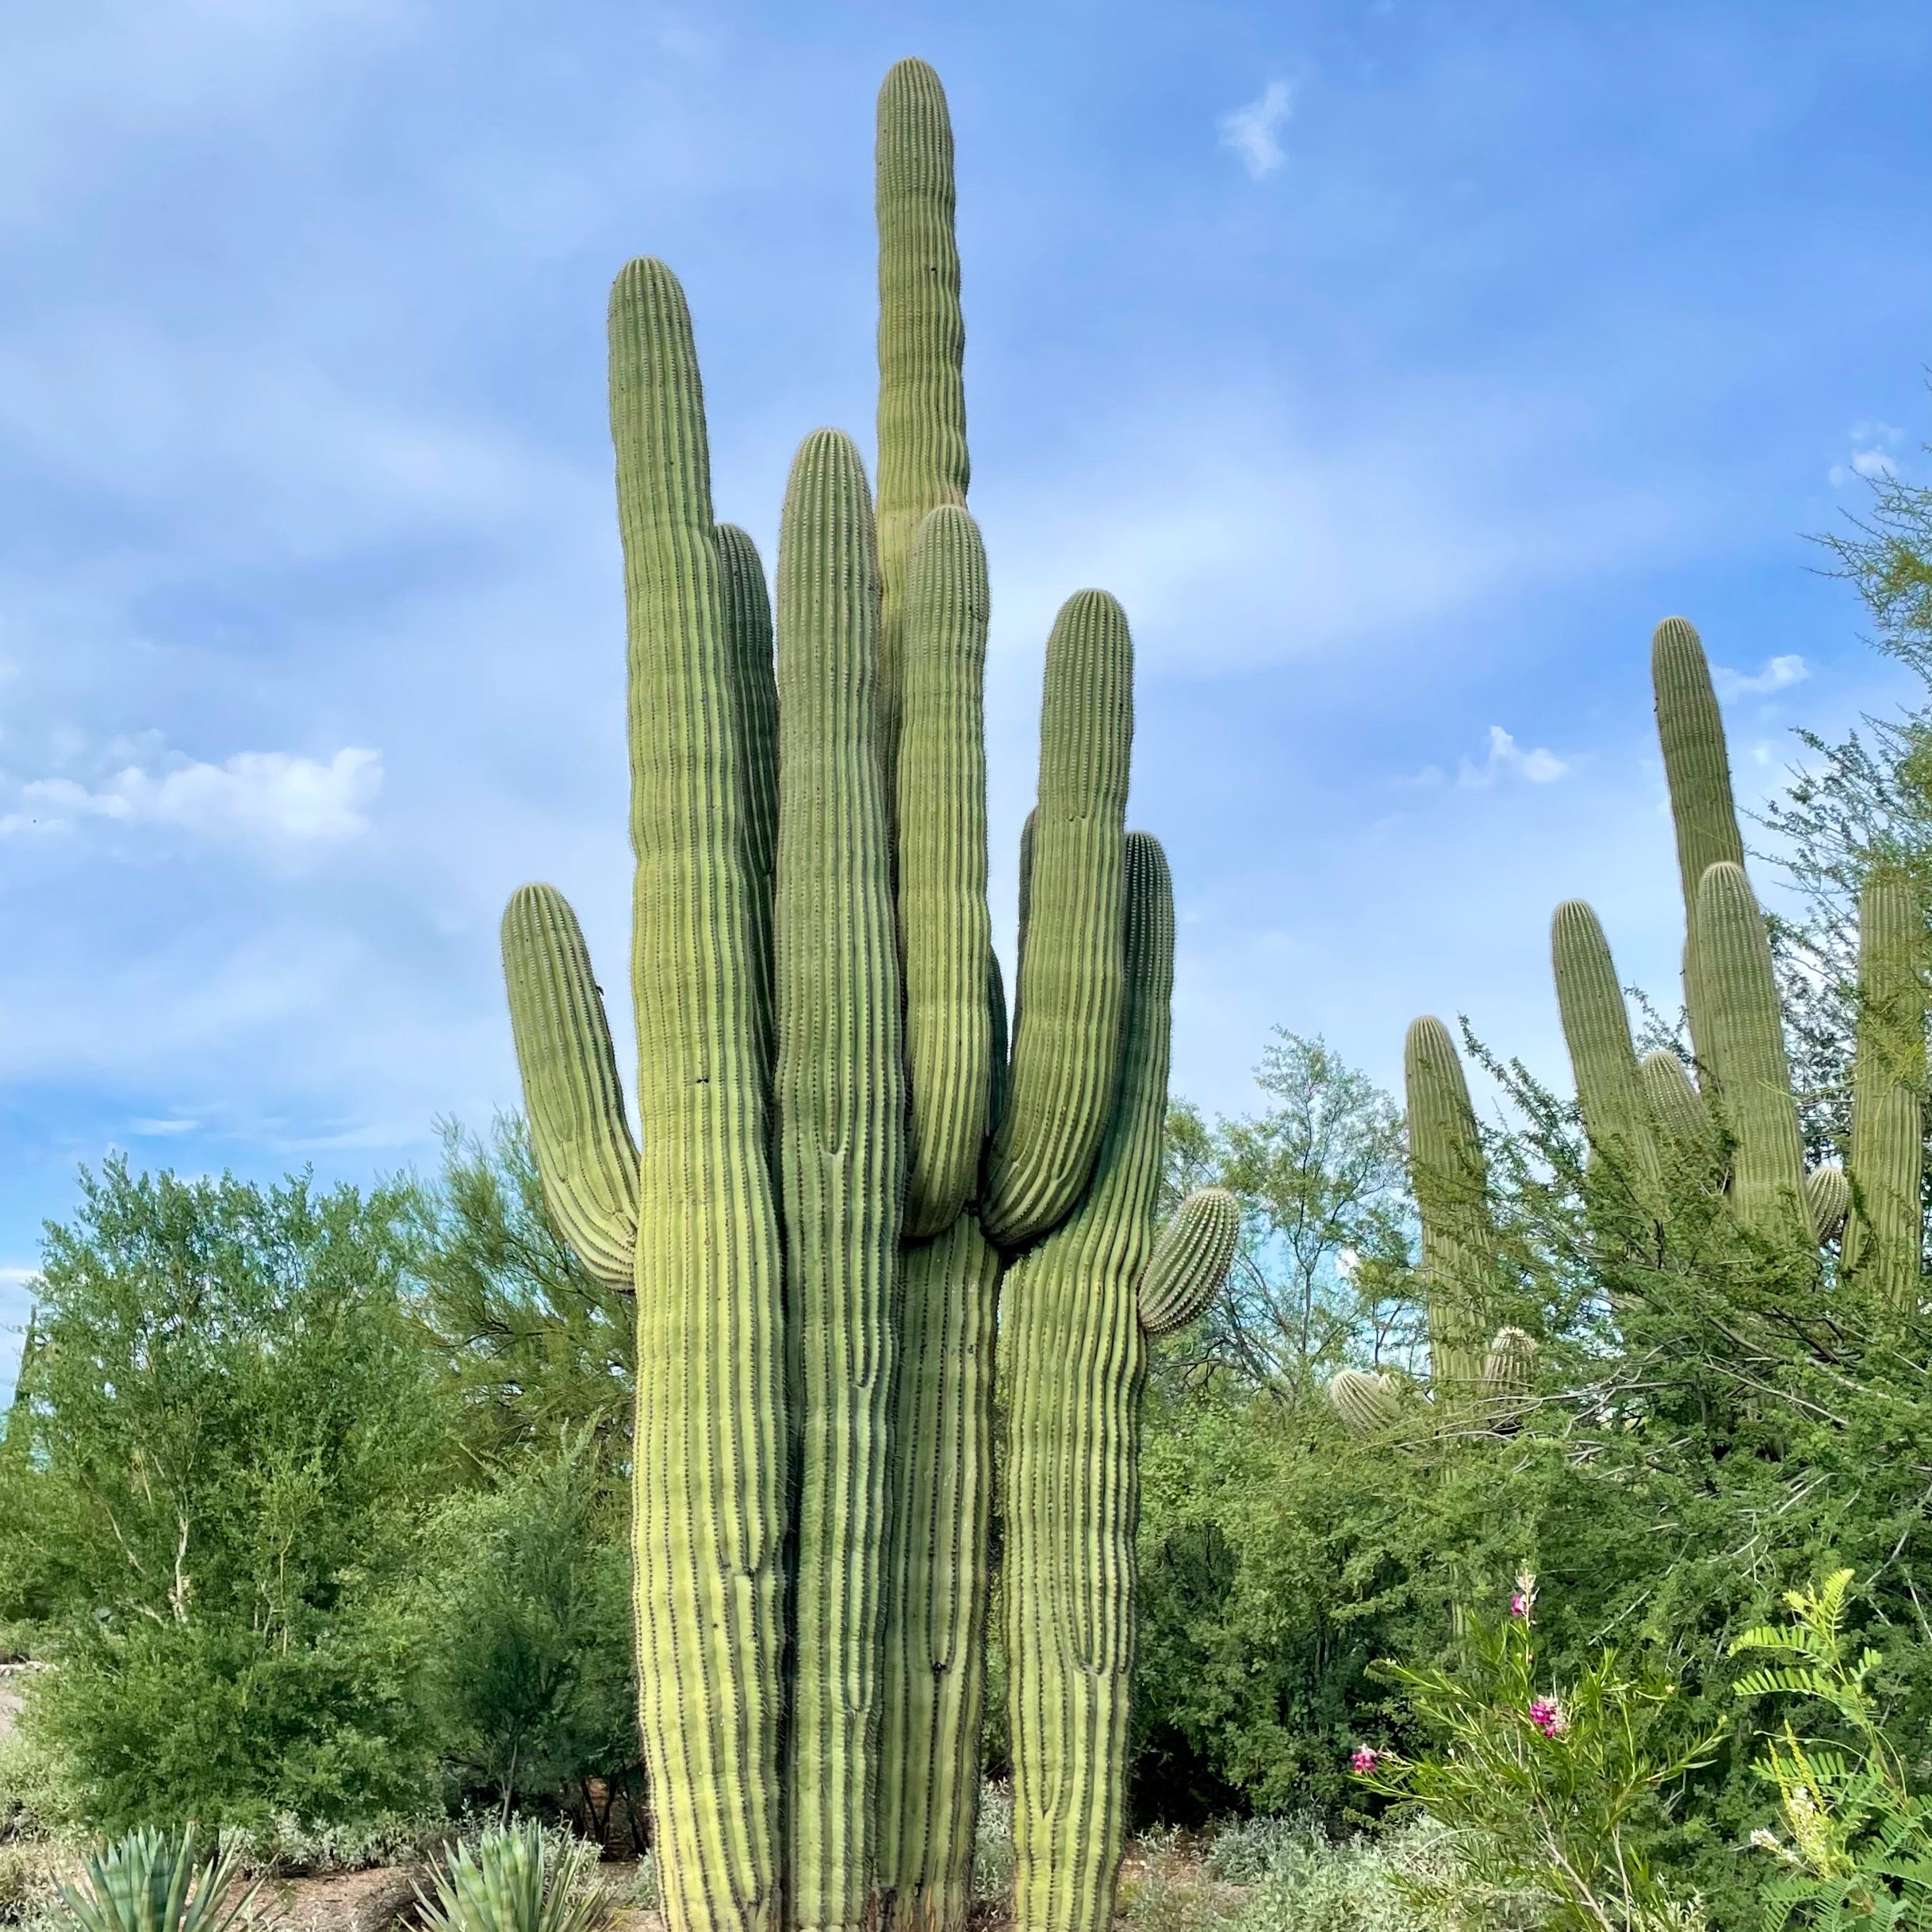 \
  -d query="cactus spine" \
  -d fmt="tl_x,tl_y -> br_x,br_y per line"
501,58 -> 1233,1932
